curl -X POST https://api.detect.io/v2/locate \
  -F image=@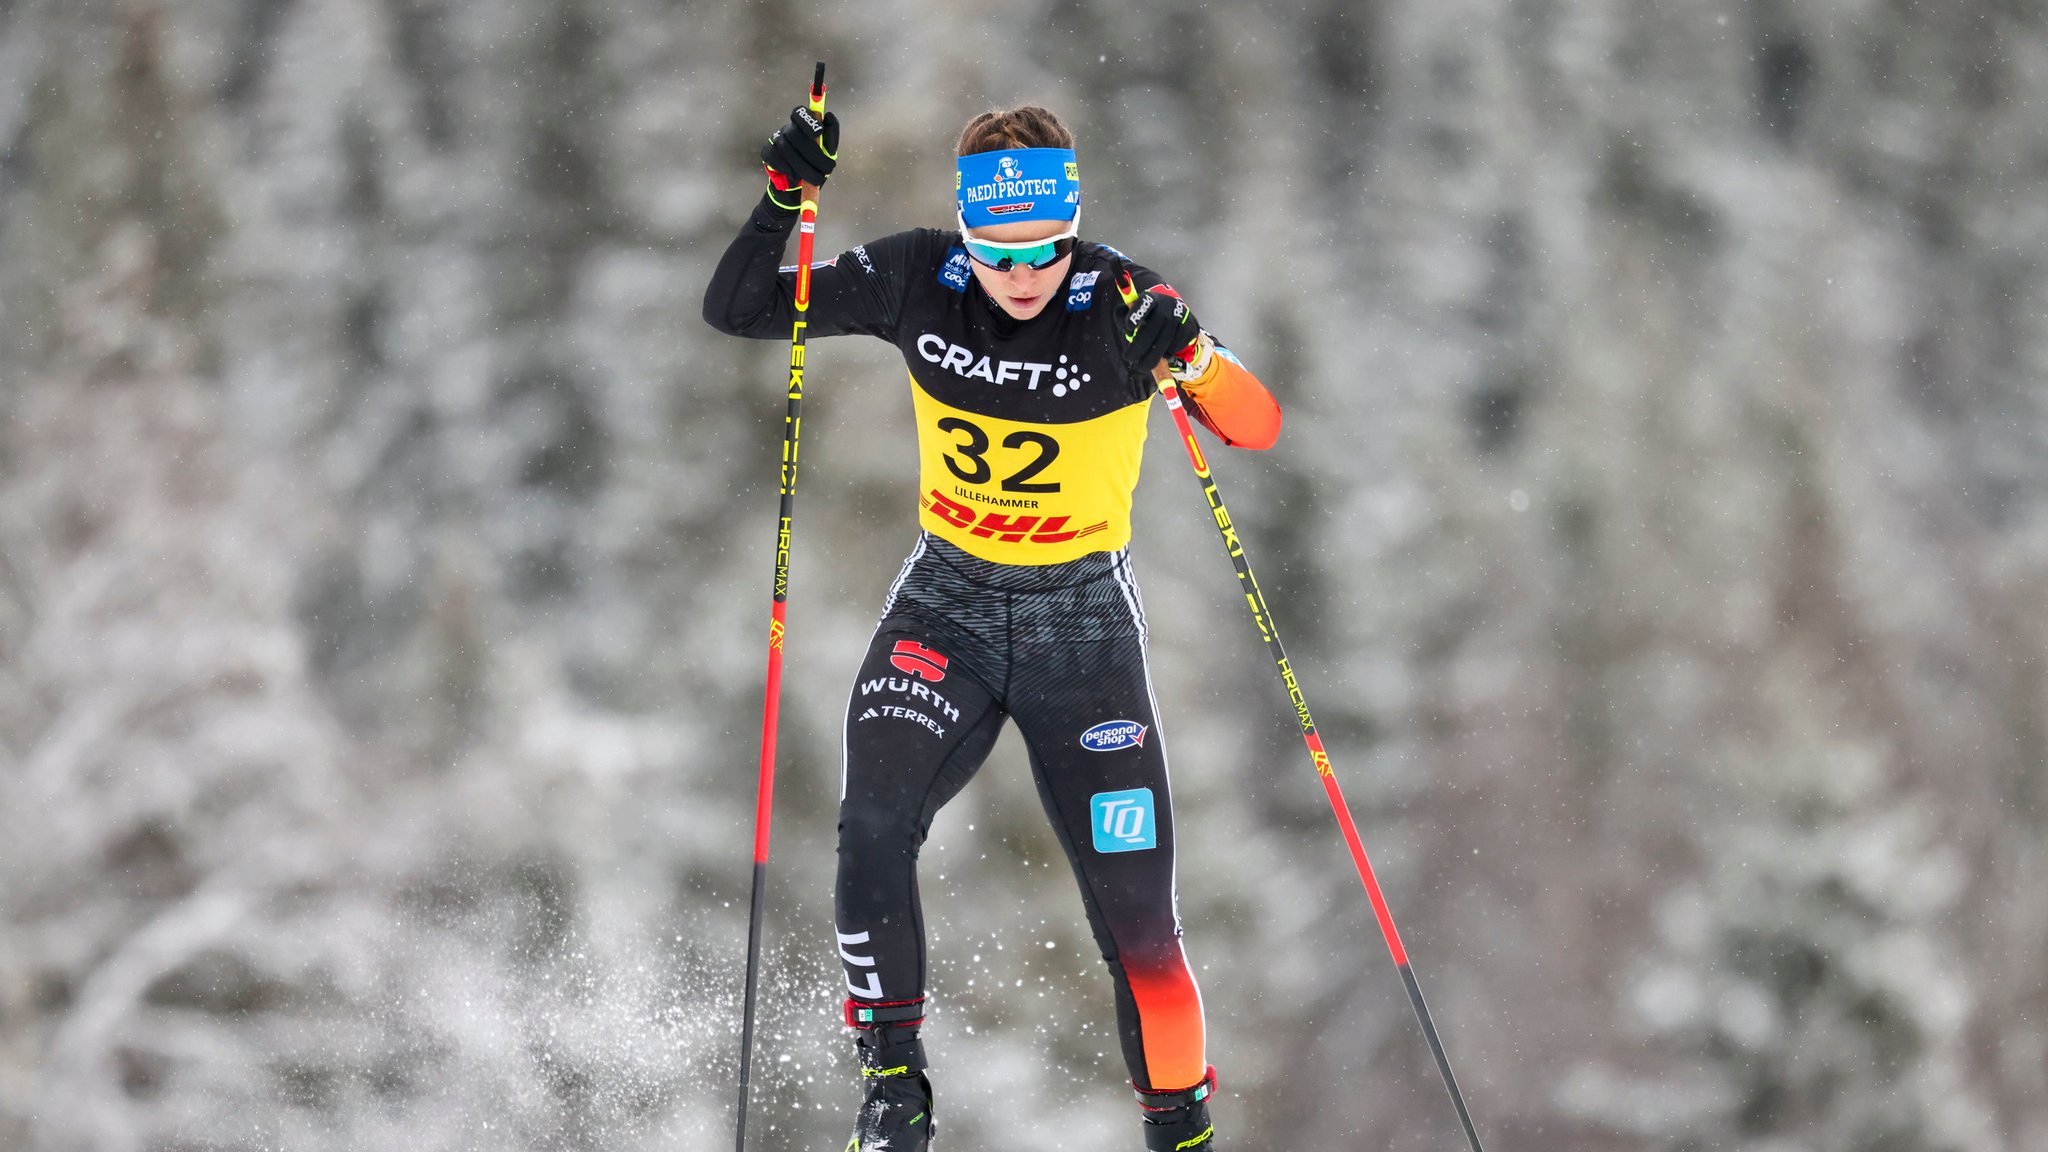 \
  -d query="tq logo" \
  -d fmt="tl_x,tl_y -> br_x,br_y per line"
1090,788 -> 1158,853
